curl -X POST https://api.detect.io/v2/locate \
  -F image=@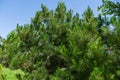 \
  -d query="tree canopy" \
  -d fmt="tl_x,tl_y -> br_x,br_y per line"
0,0 -> 120,80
